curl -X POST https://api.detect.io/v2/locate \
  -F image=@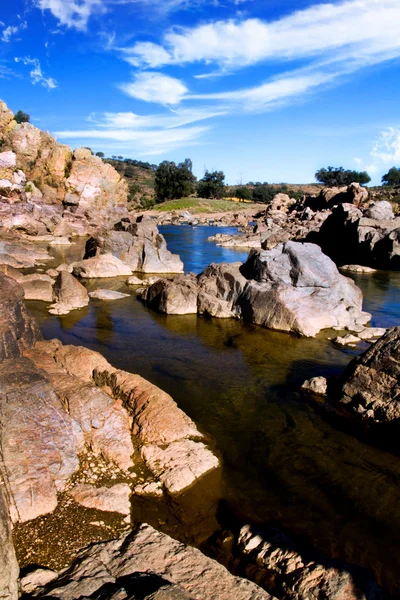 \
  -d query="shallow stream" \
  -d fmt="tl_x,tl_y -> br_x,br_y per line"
28,225 -> 400,594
